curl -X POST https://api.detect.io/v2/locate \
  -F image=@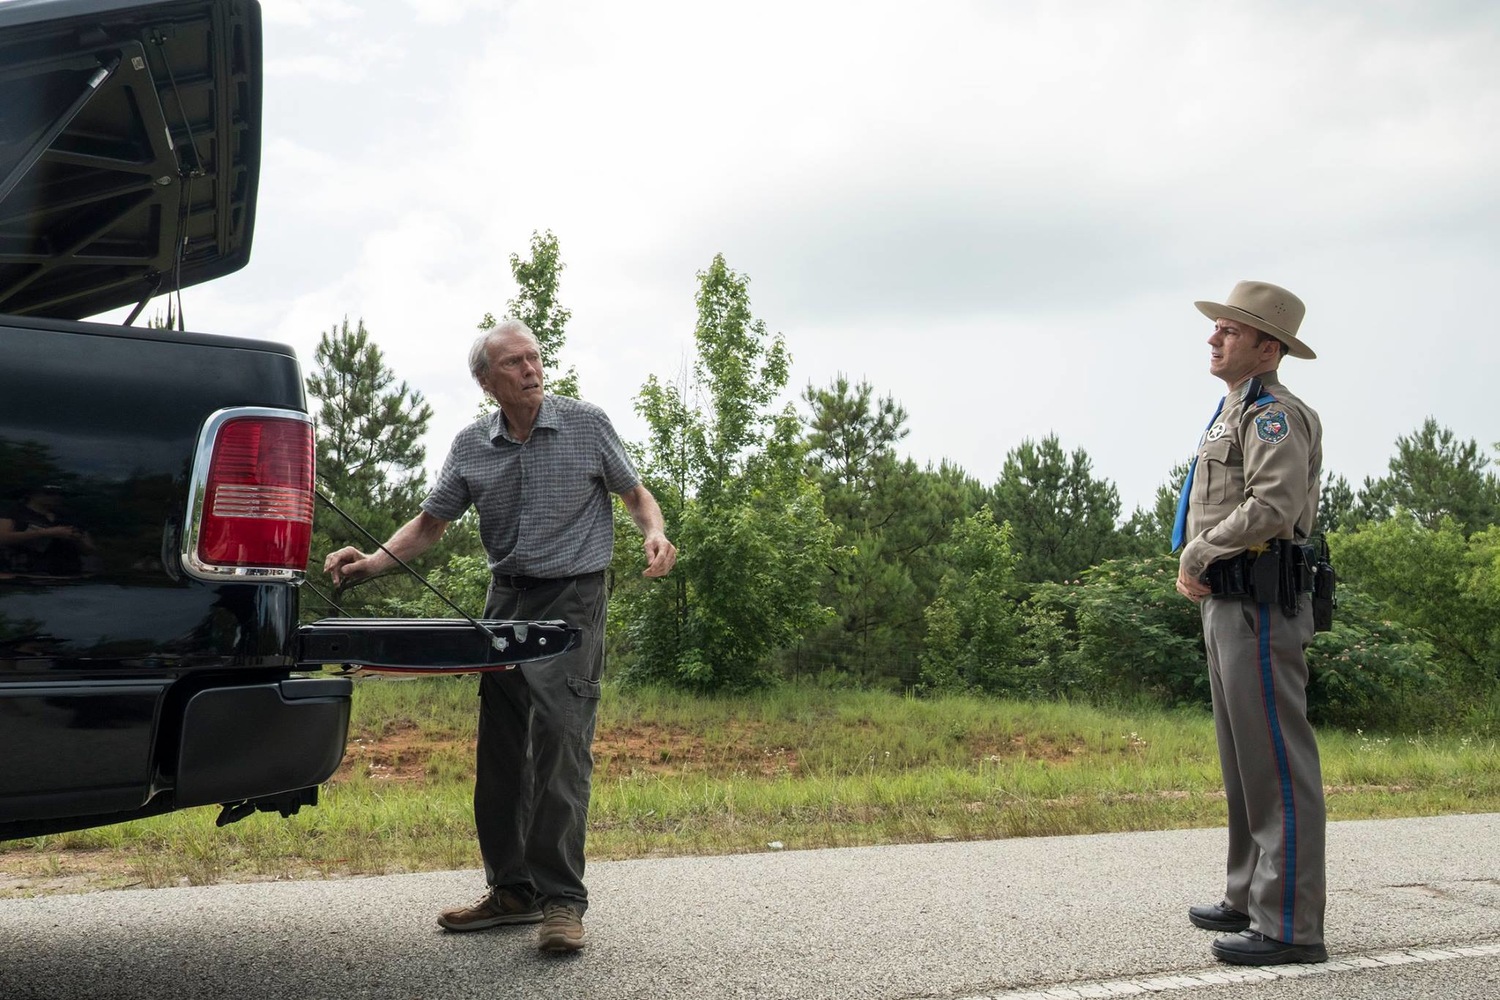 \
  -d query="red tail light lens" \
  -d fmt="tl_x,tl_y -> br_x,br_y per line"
191,413 -> 315,574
